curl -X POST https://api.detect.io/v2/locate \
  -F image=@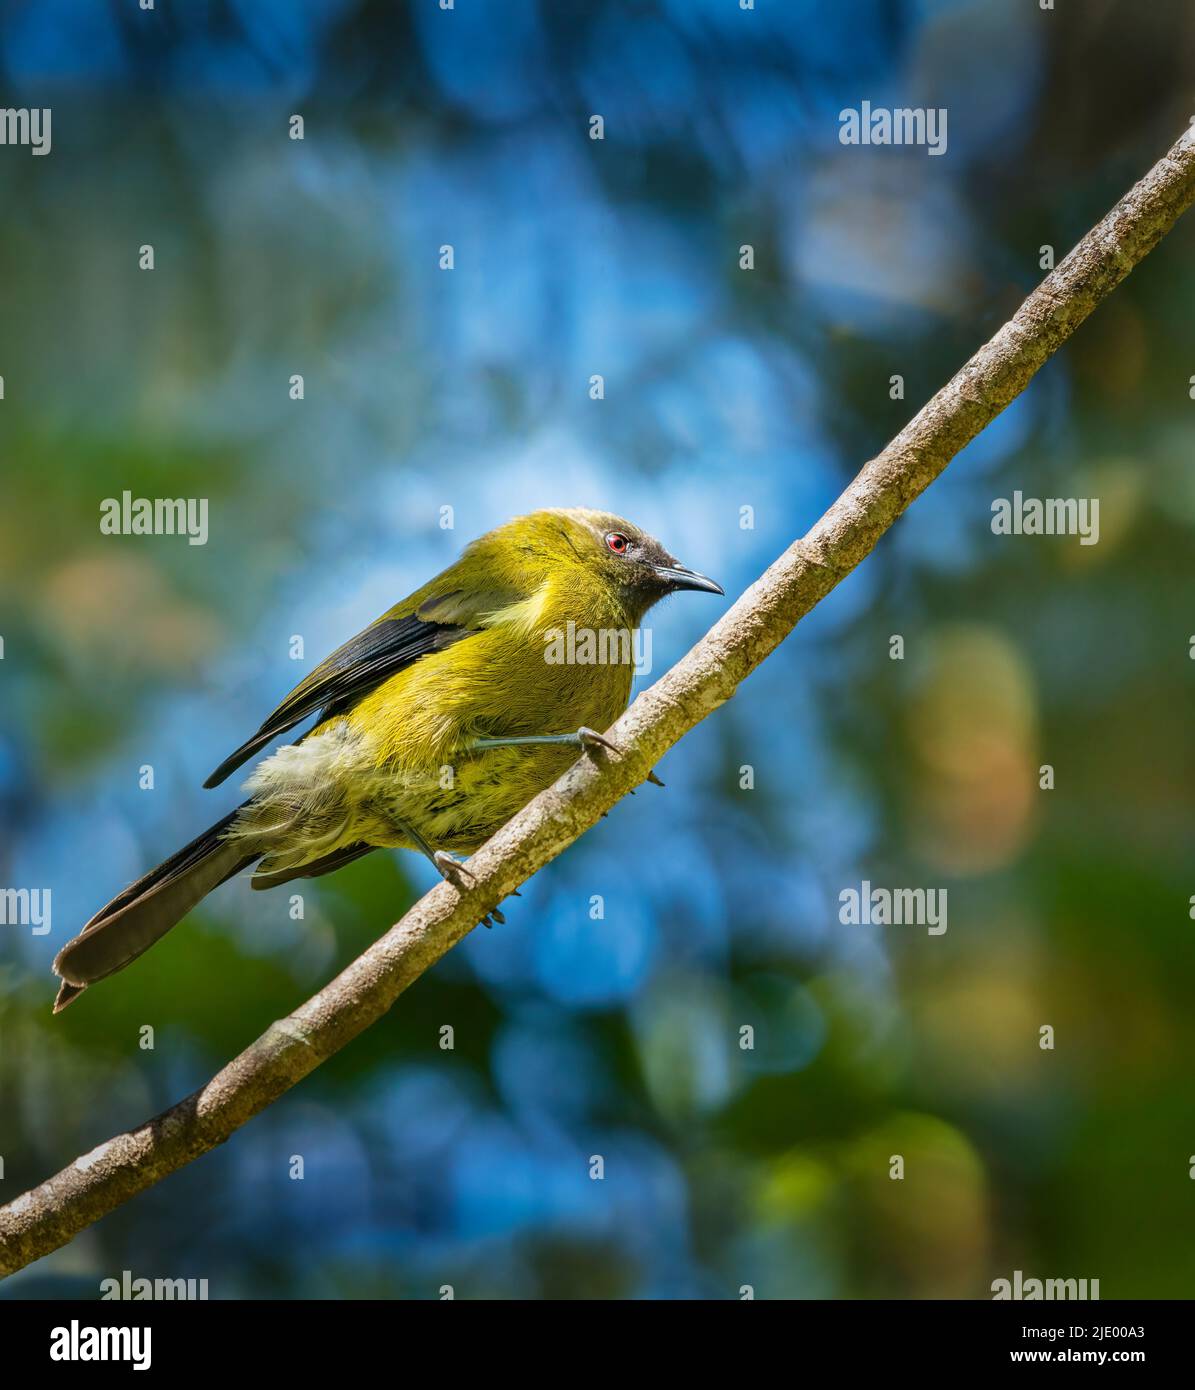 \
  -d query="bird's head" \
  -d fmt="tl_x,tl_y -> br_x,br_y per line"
536,507 -> 724,619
